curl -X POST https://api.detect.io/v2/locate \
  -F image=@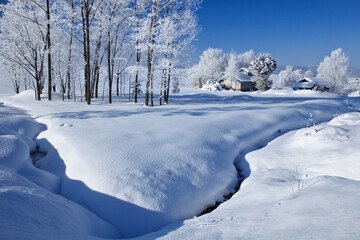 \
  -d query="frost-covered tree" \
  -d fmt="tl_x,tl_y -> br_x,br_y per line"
0,0 -> 200,104
80,0 -> 105,105
293,69 -> 303,82
224,52 -> 240,79
222,50 -> 254,80
157,1 -> 200,105
191,48 -> 226,88
50,0 -> 80,101
0,0 -> 49,100
277,66 -> 305,88
277,65 -> 295,88
304,69 -> 315,78
250,53 -> 277,91
130,0 -> 148,103
100,0 -> 131,104
317,48 -> 349,92
237,49 -> 254,68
